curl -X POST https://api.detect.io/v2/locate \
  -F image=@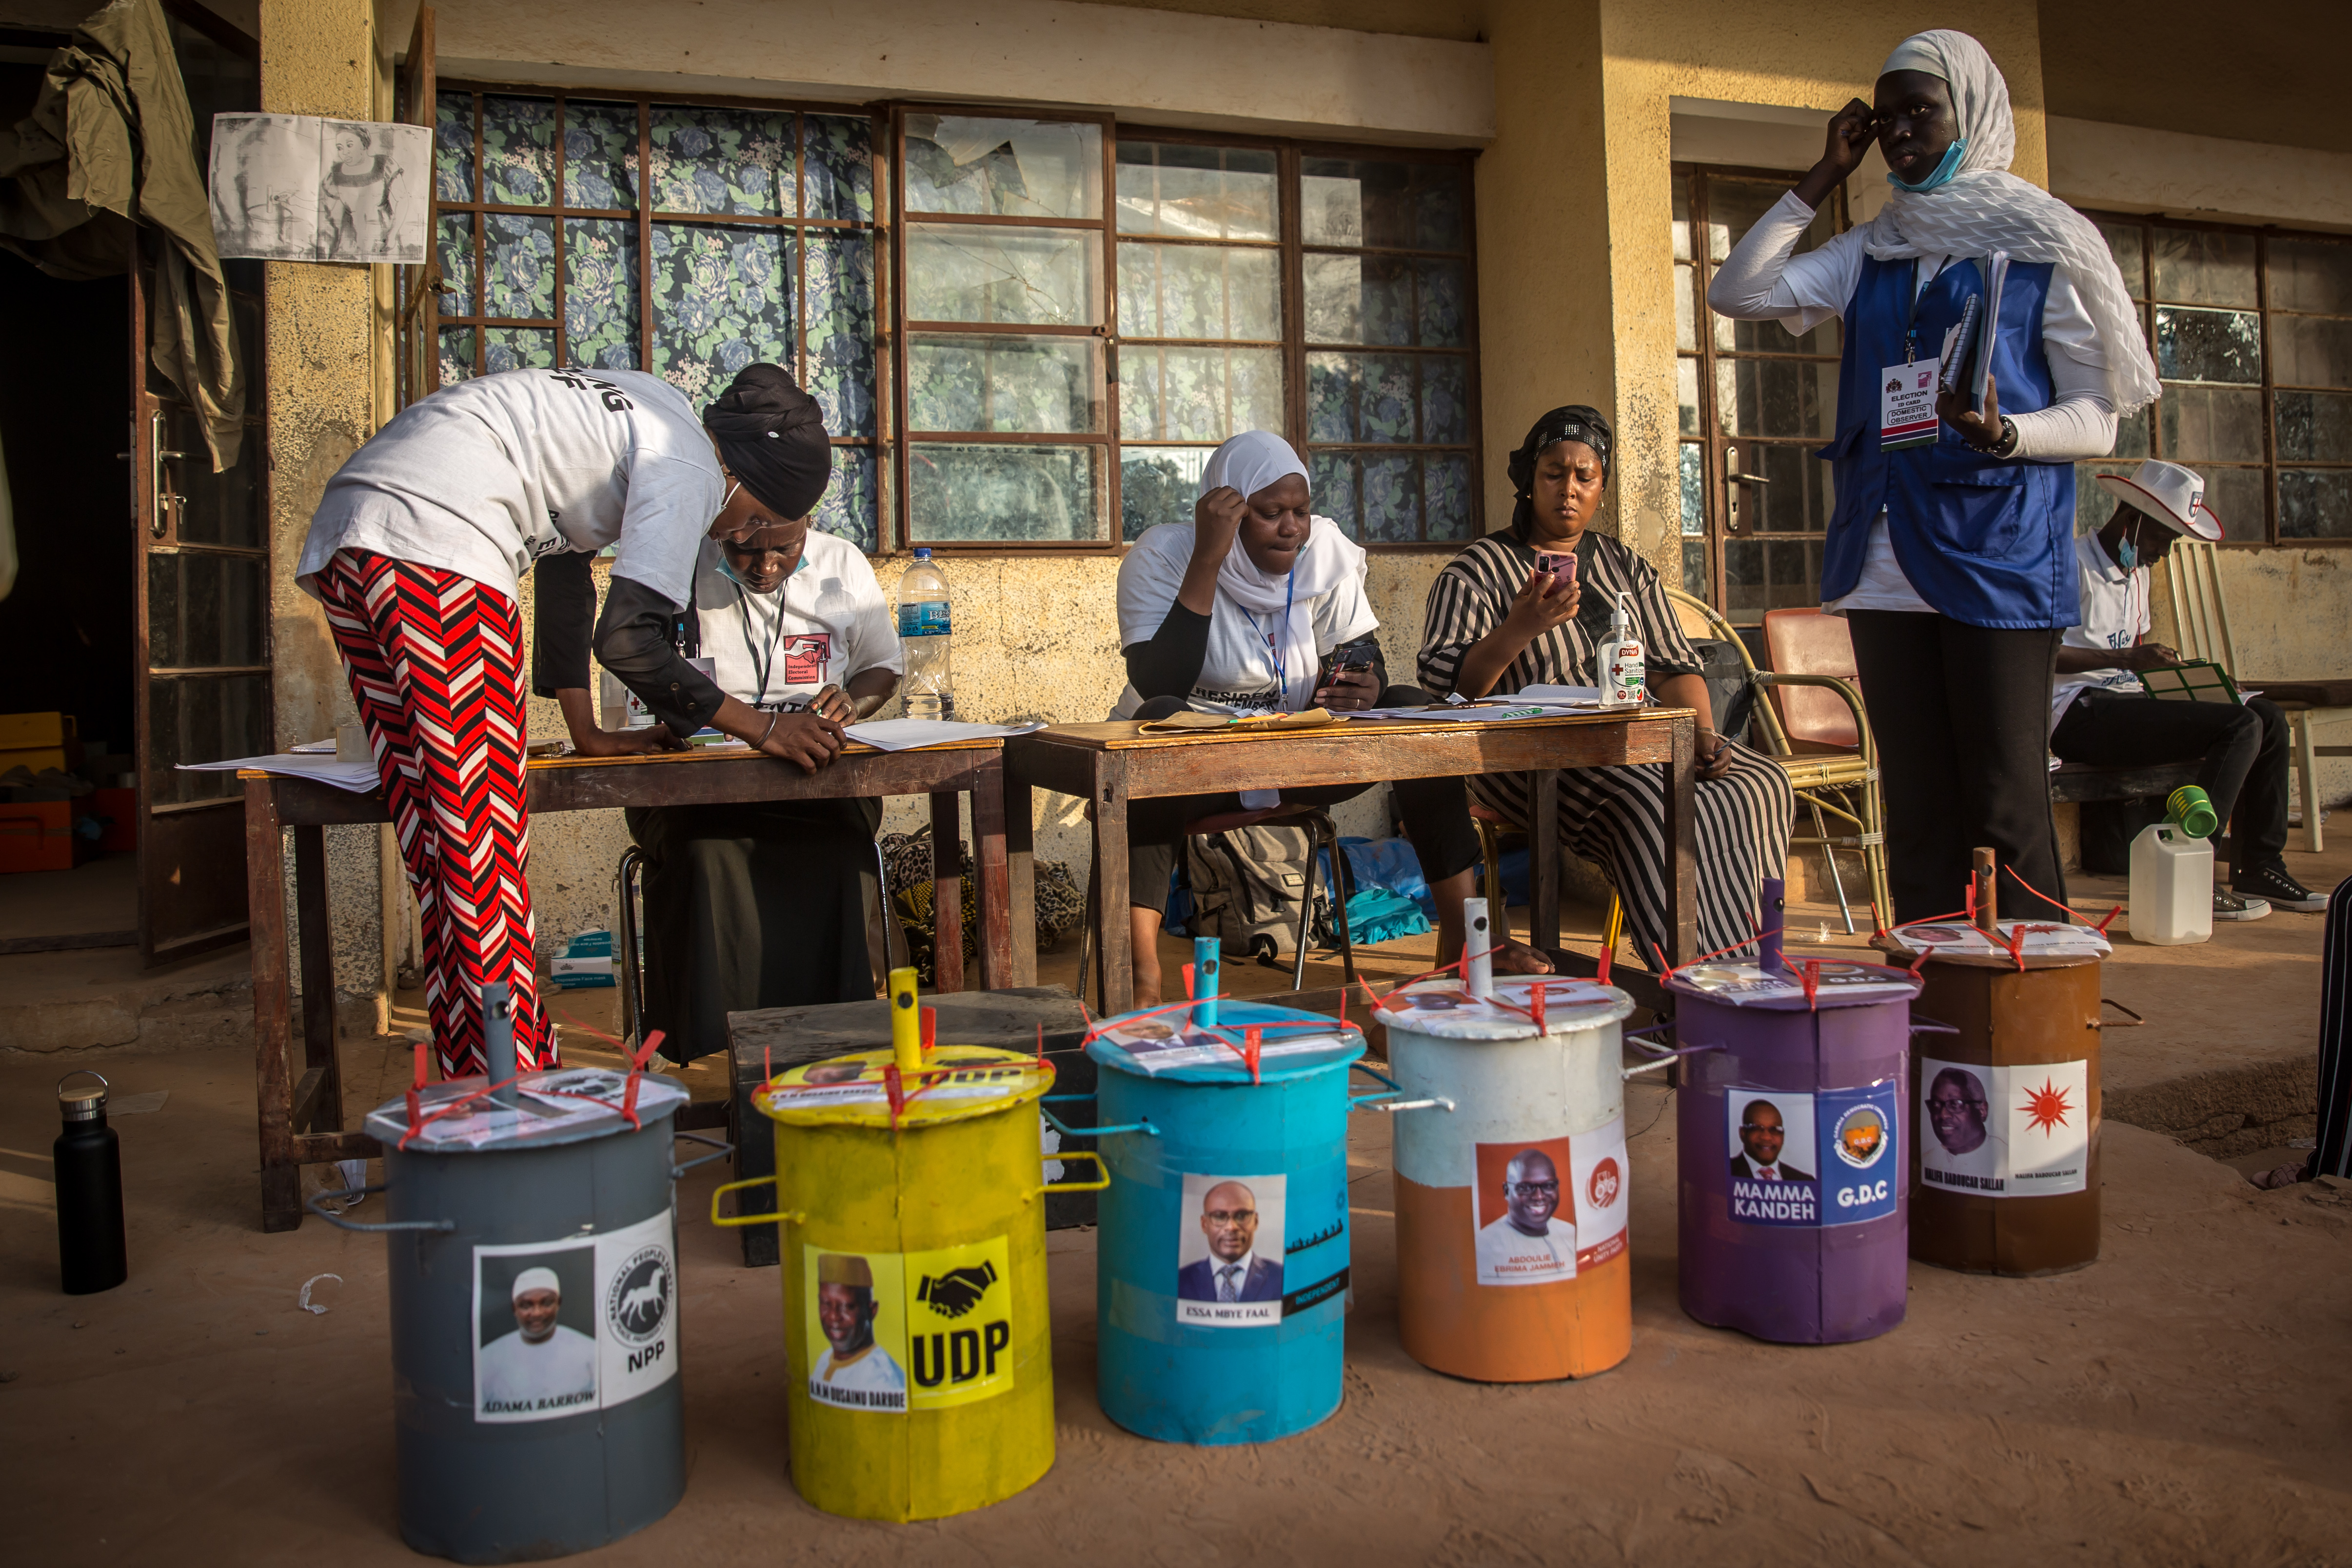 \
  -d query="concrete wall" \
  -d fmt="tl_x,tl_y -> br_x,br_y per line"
376,0 -> 1492,147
